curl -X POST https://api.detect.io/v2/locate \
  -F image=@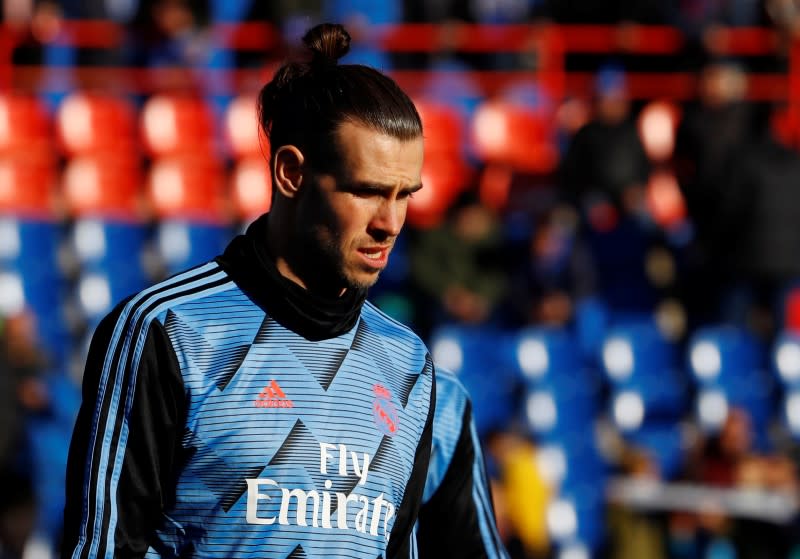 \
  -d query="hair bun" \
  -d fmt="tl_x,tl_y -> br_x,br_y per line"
302,23 -> 351,67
